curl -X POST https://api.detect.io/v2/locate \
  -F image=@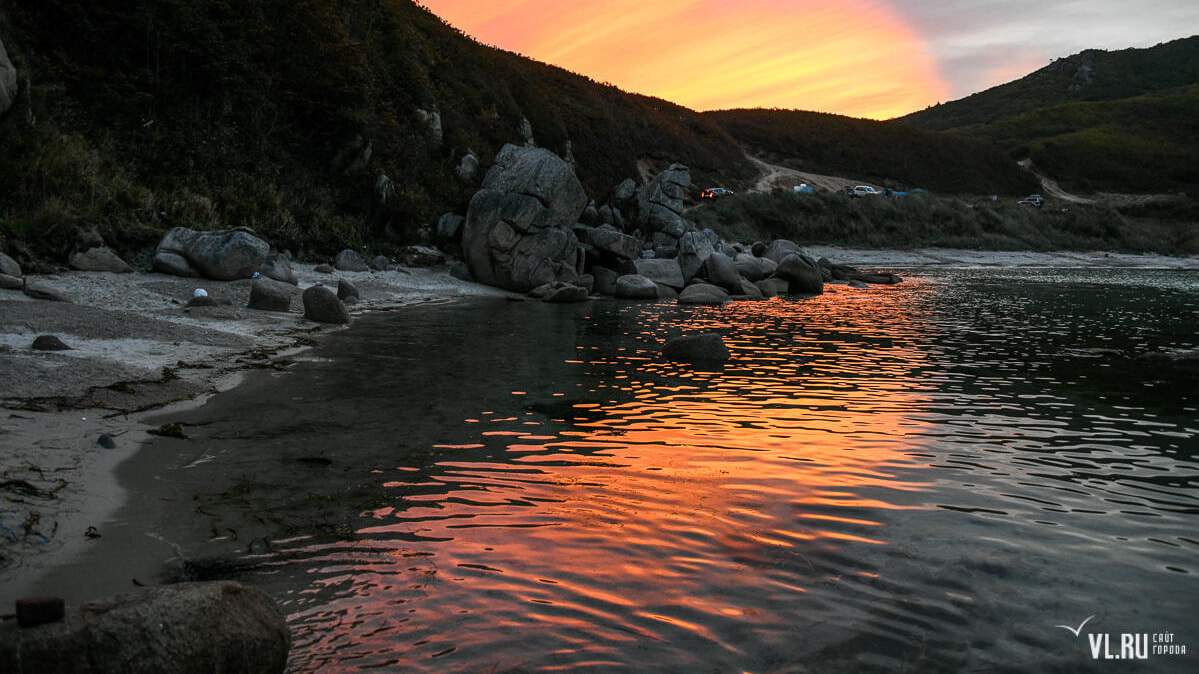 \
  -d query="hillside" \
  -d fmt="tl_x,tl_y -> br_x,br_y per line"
0,0 -> 754,258
0,2 -> 1192,263
899,36 -> 1199,132
898,37 -> 1199,197
705,108 -> 1039,196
